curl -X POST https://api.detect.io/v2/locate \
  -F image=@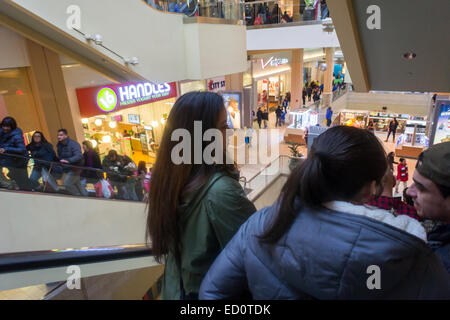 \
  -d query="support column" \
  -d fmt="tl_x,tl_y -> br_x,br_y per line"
225,72 -> 243,92
26,39 -> 80,145
290,49 -> 304,109
0,94 -> 7,120
292,0 -> 302,22
322,47 -> 335,107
